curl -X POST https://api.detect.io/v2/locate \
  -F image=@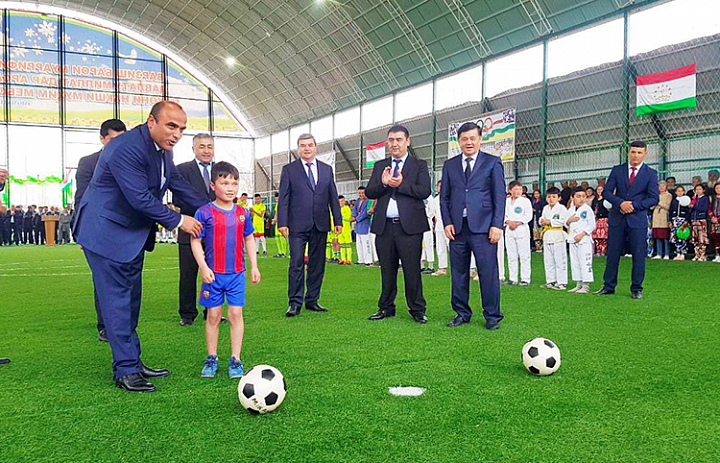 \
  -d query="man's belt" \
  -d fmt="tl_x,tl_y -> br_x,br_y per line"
387,218 -> 401,223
